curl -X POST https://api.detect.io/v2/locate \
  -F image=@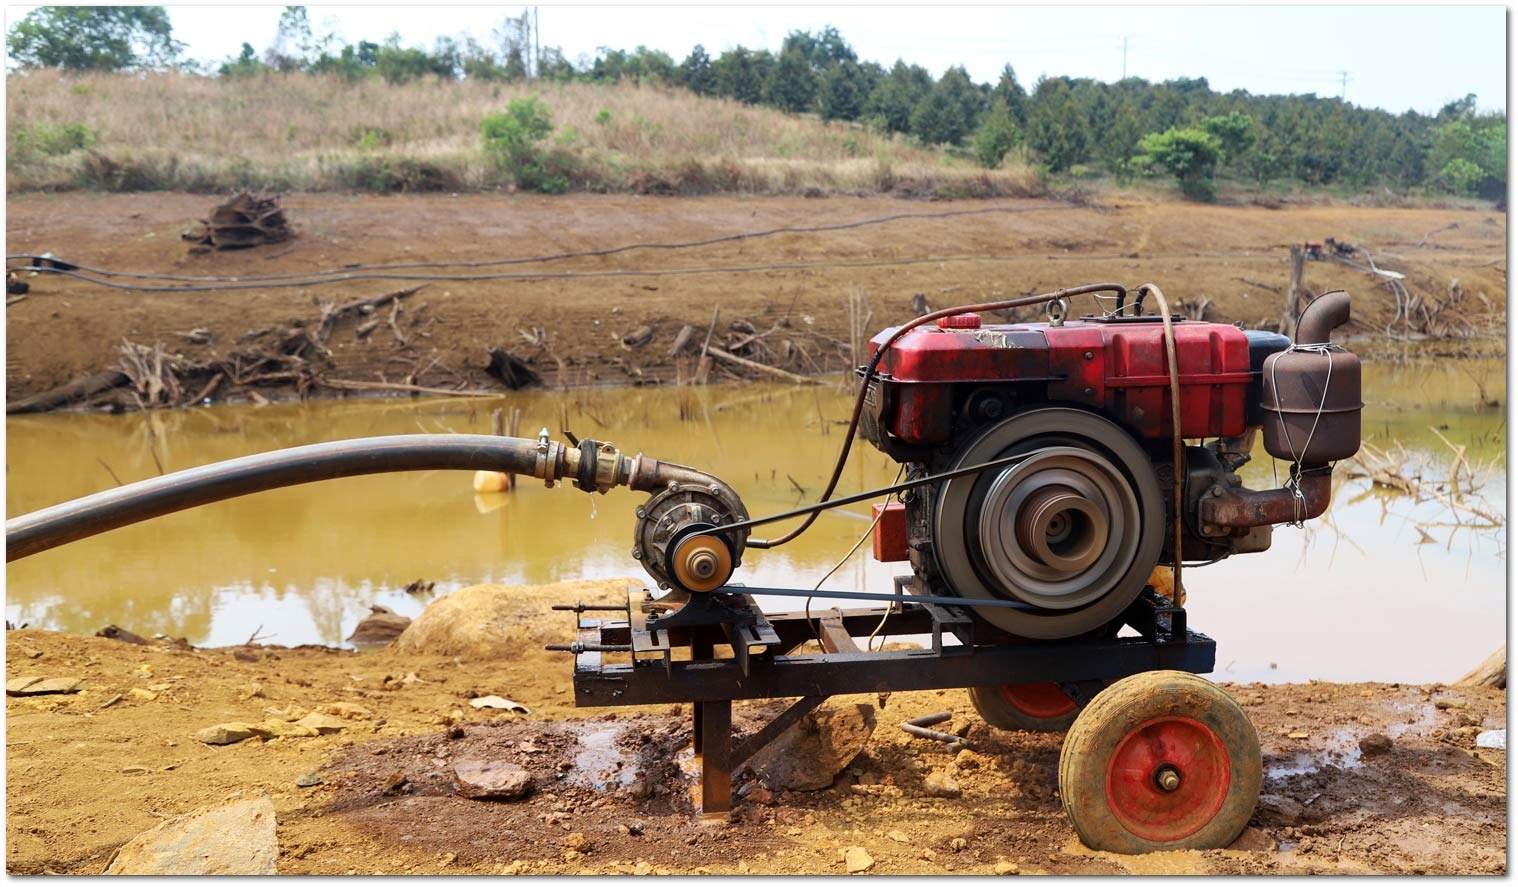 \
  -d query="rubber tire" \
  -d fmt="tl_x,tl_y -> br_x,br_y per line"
969,683 -> 1083,733
1058,670 -> 1261,854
